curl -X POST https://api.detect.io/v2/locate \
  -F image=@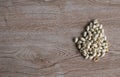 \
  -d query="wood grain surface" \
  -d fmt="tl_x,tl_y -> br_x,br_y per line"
0,0 -> 120,77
